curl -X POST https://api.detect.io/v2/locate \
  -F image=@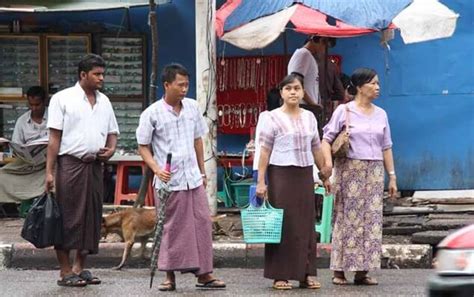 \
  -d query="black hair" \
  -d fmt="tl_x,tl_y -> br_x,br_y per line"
304,35 -> 332,46
347,68 -> 377,96
279,73 -> 304,90
26,86 -> 46,102
77,54 -> 106,80
340,73 -> 351,90
161,63 -> 190,86
266,87 -> 281,111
